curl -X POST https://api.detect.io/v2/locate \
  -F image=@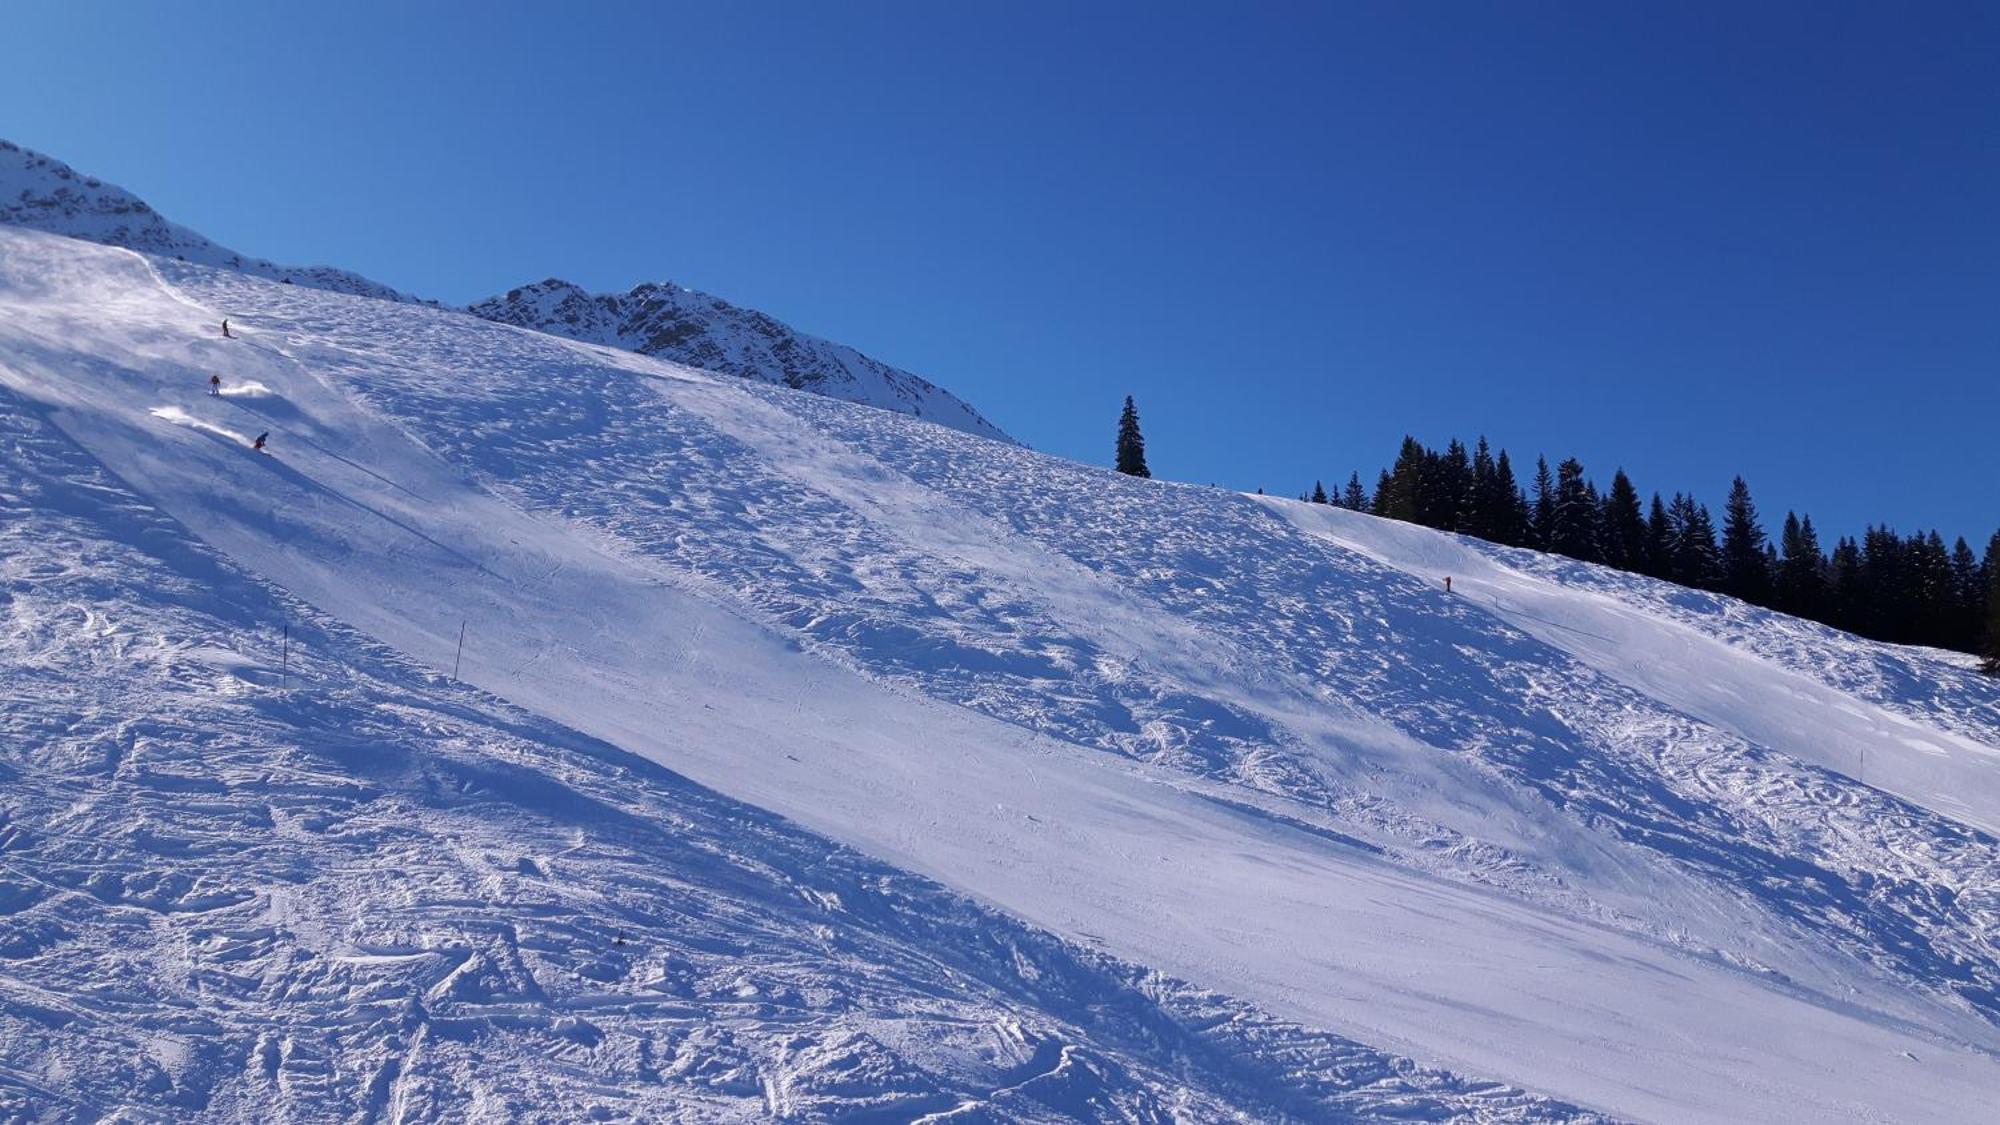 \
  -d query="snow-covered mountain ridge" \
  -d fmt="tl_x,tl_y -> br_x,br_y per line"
469,279 -> 1009,442
3,214 -> 1999,1120
0,140 -> 1005,440
0,140 -> 408,302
